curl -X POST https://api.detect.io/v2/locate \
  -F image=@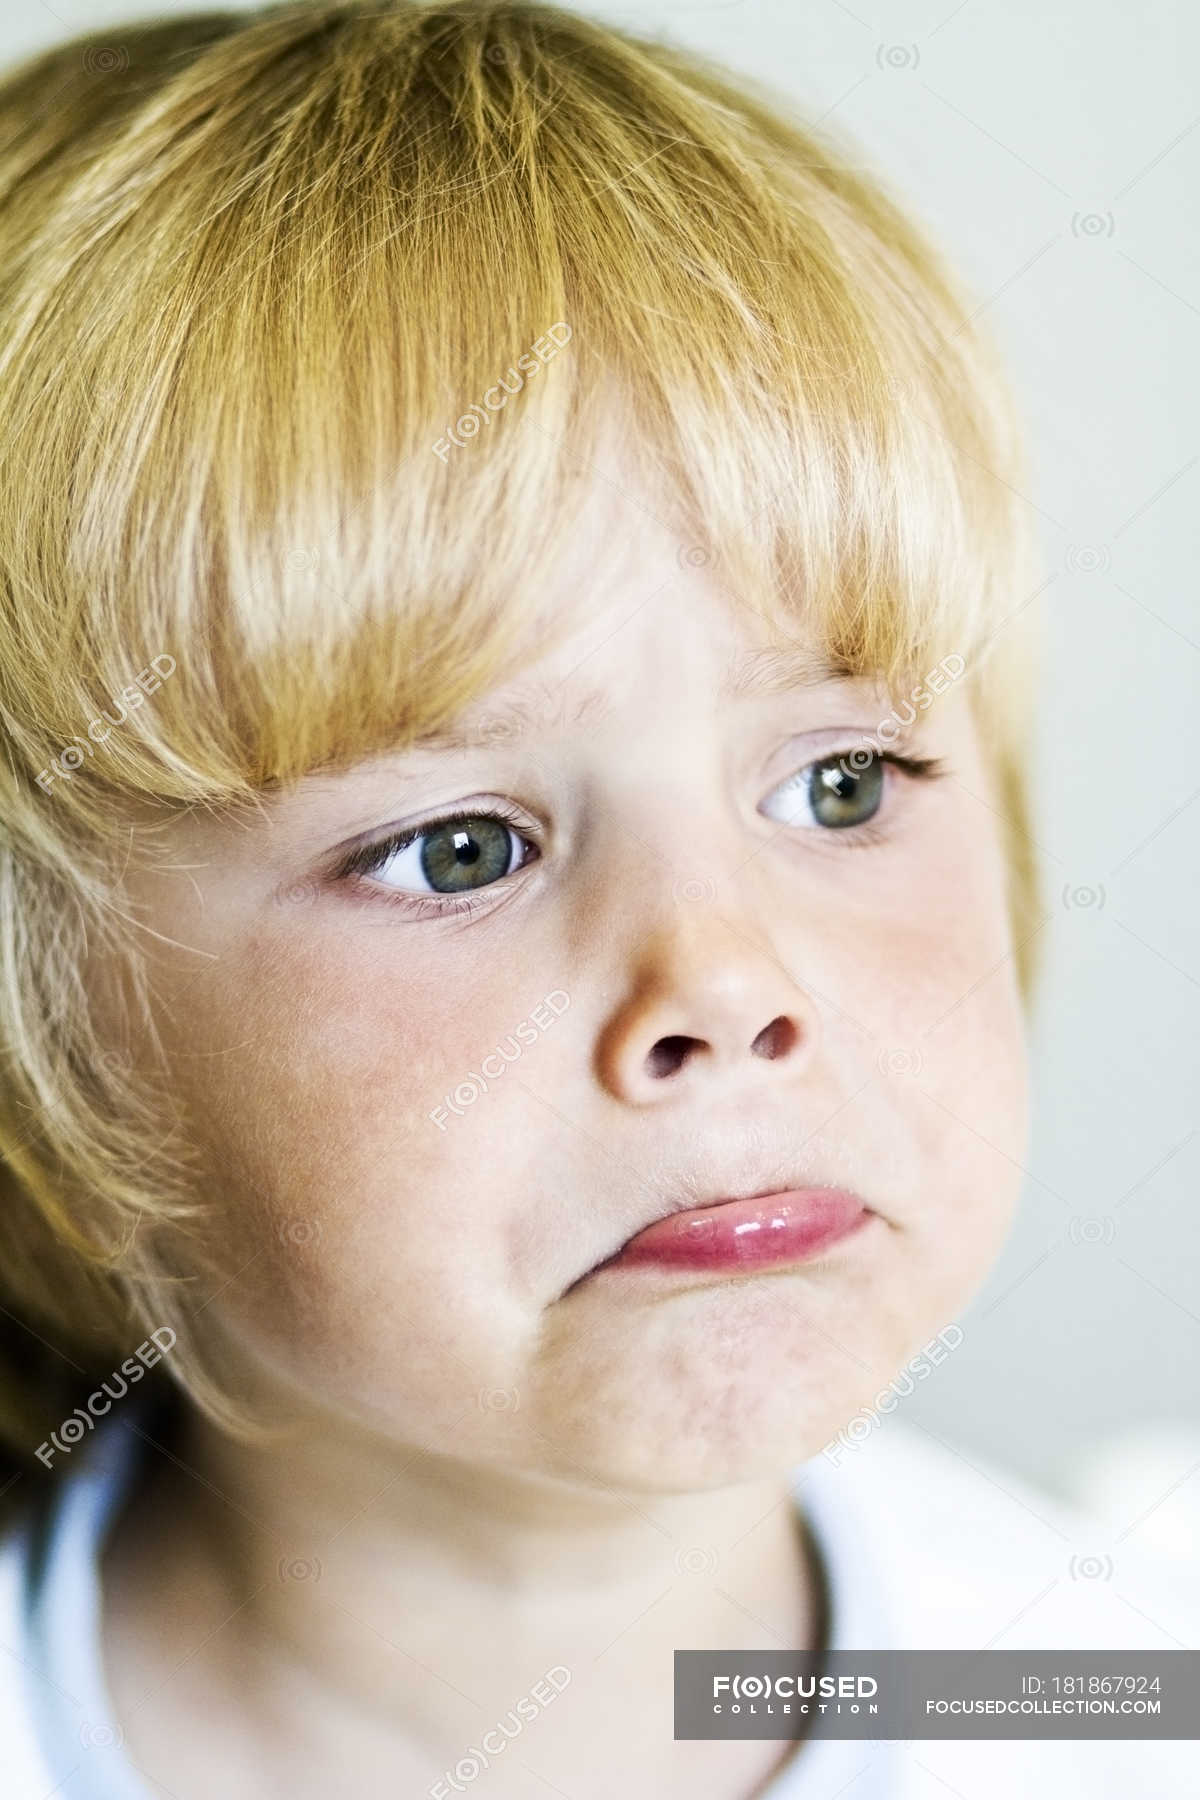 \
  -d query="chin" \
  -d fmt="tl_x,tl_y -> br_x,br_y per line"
539,1390 -> 865,1495
527,1304 -> 918,1495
